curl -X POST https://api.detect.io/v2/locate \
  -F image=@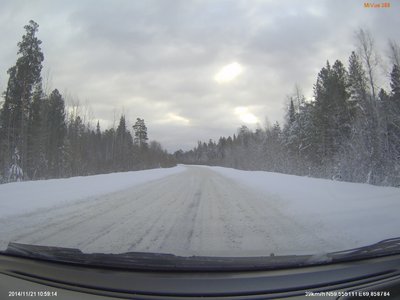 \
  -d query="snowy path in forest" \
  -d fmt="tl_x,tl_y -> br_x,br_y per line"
1,165 -> 399,256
